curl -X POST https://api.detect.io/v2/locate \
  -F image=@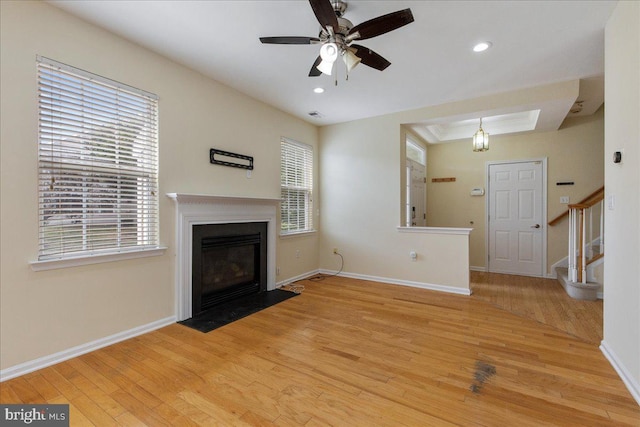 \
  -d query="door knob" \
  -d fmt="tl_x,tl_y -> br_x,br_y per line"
531,224 -> 541,229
